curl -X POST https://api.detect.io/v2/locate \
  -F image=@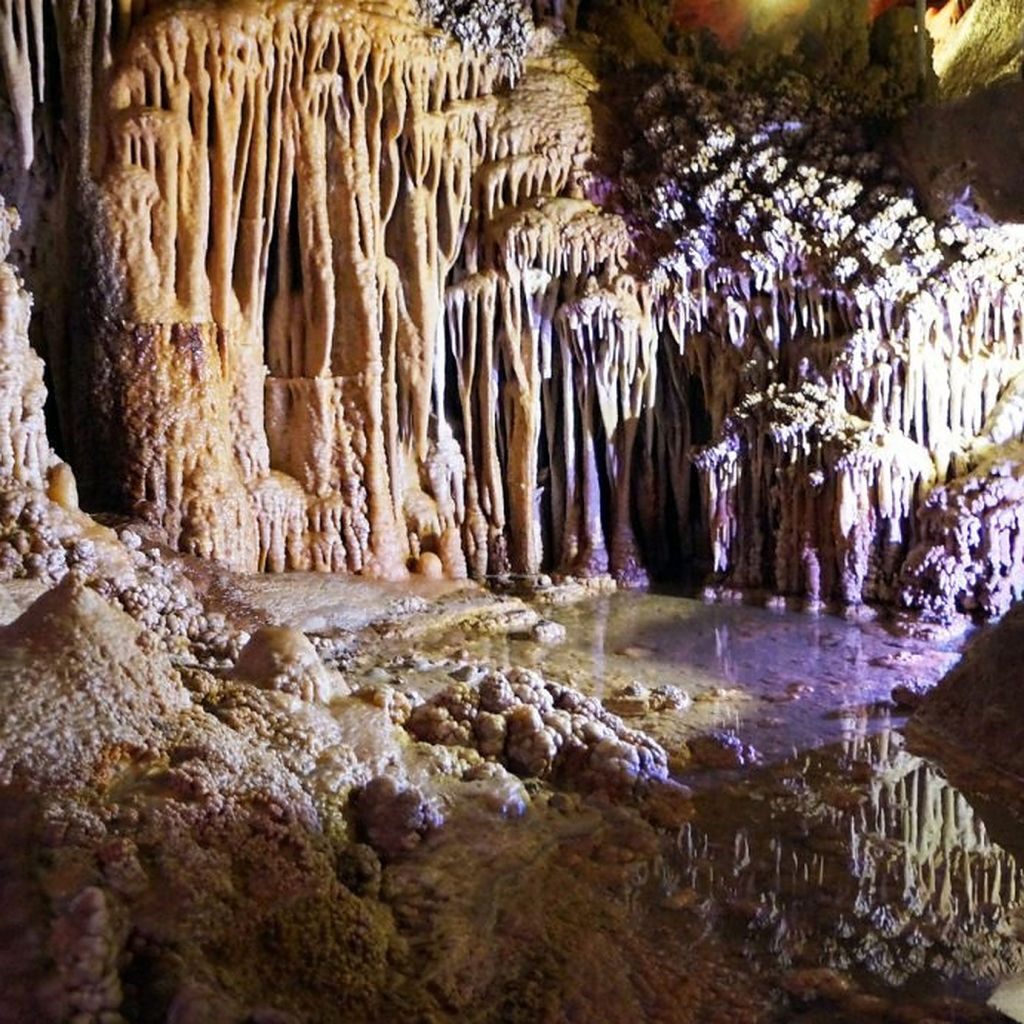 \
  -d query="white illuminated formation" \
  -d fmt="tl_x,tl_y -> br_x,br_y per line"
0,203 -> 55,494
628,66 -> 1024,617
